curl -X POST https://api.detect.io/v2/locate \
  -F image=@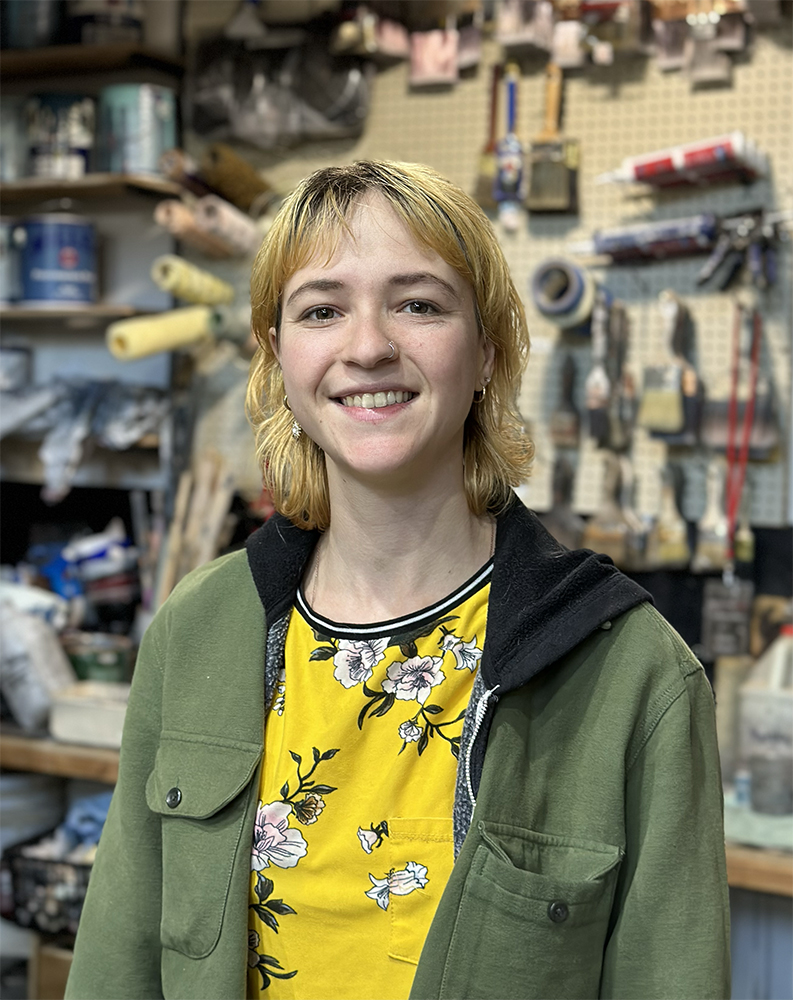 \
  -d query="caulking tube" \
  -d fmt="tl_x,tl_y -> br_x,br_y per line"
571,215 -> 718,263
597,132 -> 767,187
151,255 -> 235,305
107,307 -> 212,360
